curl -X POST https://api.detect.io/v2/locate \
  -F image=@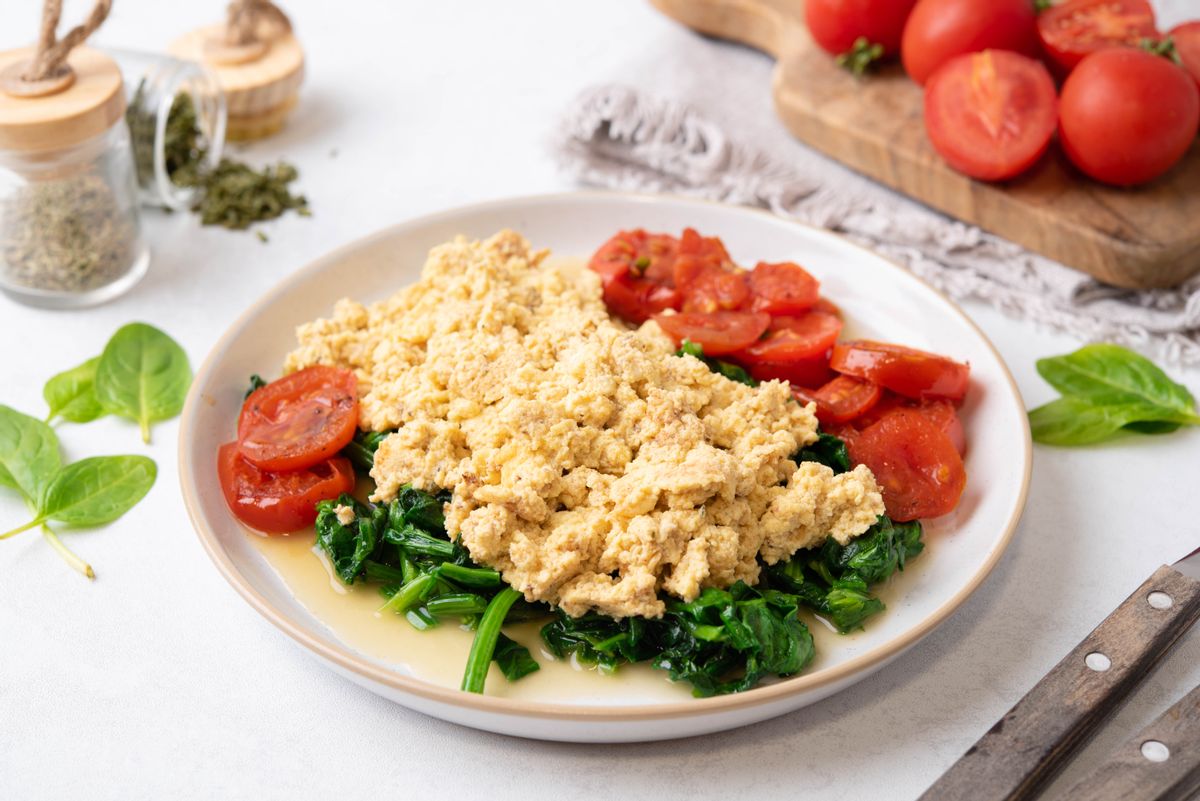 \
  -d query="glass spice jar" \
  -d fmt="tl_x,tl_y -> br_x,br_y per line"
0,47 -> 149,309
107,48 -> 226,210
